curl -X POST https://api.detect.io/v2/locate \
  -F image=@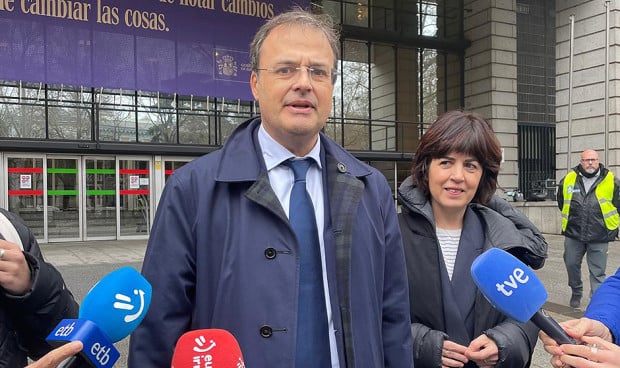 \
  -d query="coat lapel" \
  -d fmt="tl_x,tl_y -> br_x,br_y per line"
245,172 -> 288,224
